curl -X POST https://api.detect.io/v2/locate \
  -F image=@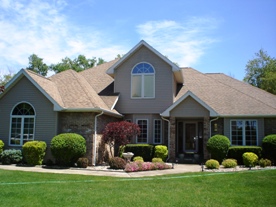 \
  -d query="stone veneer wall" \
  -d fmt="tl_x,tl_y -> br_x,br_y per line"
169,117 -> 176,162
203,116 -> 211,160
264,118 -> 276,136
58,112 -> 120,165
